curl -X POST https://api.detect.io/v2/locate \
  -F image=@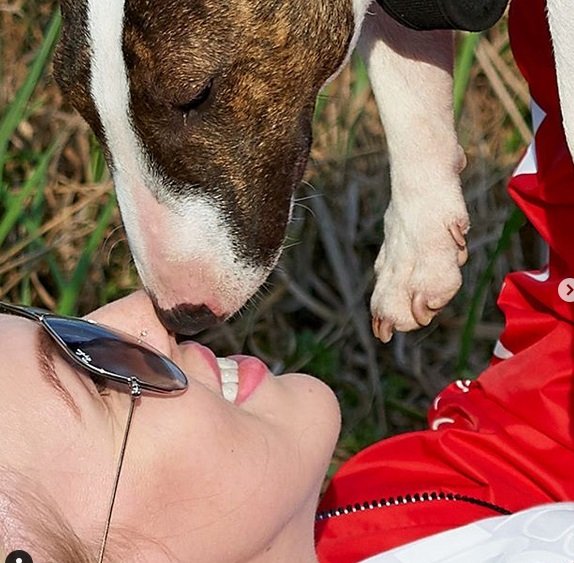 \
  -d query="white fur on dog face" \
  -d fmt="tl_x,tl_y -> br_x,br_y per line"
86,0 -> 271,315
324,0 -> 373,85
114,176 -> 271,315
350,0 -> 375,54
